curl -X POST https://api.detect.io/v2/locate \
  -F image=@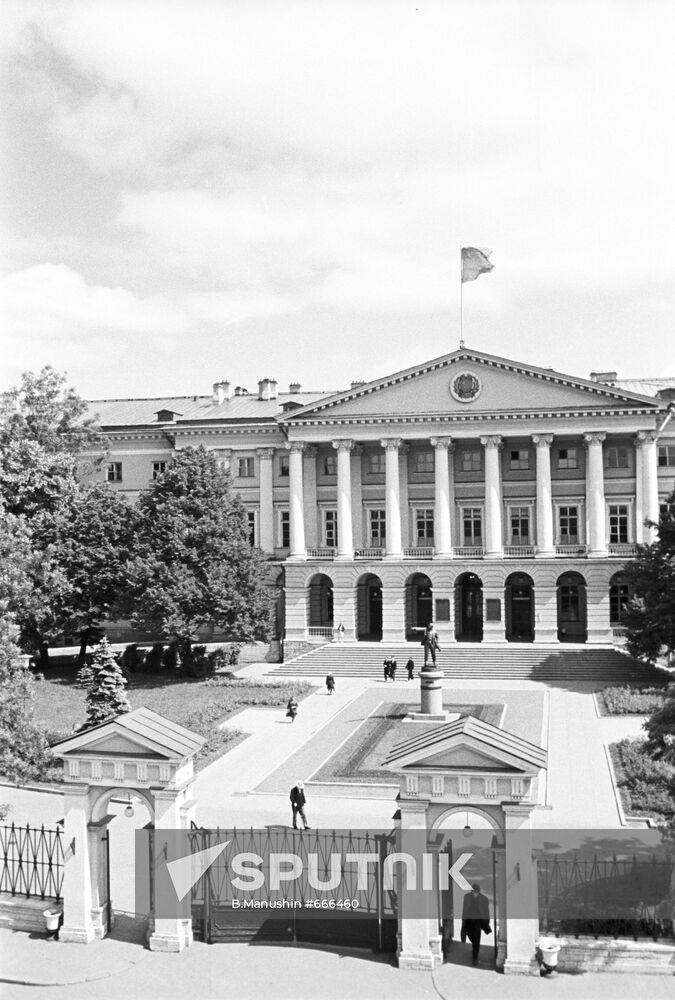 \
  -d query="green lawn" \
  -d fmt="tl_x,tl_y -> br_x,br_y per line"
33,667 -> 313,773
